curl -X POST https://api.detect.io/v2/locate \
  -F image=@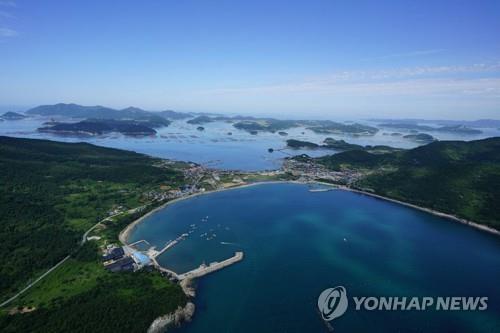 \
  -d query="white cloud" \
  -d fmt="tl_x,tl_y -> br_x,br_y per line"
0,27 -> 17,37
203,78 -> 500,99
201,62 -> 500,100
304,63 -> 500,83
